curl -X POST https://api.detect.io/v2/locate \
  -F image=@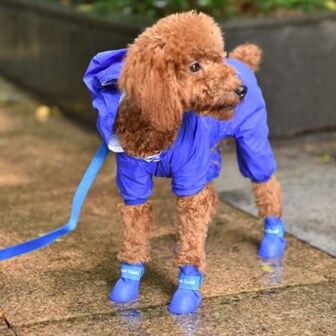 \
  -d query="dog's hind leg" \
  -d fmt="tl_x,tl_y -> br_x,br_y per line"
110,201 -> 153,303
207,181 -> 218,224
229,44 -> 262,73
